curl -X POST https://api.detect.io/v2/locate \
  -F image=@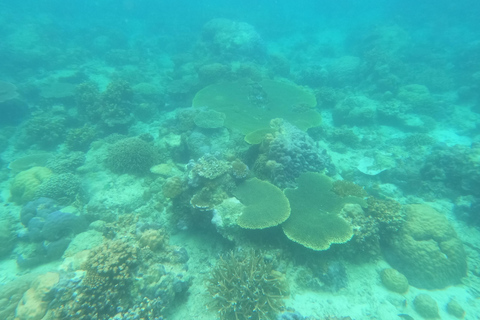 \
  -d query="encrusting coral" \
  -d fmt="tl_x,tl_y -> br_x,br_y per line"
207,250 -> 288,320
